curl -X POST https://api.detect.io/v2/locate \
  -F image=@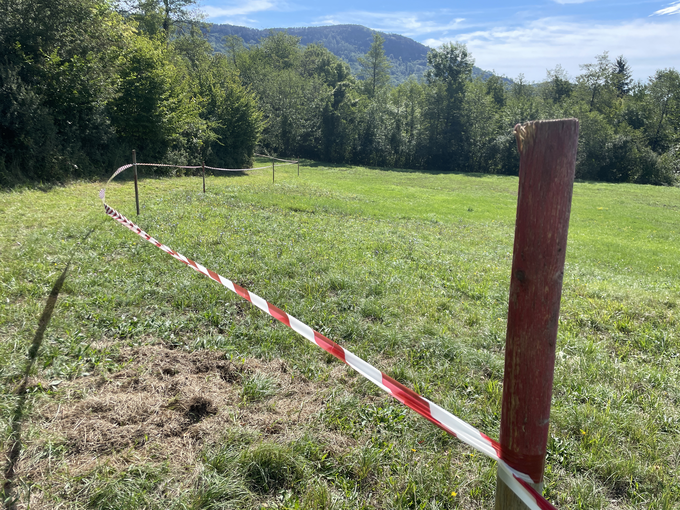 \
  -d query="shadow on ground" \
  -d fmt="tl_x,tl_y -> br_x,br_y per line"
302,160 -> 512,178
1,262 -> 69,510
1,227 -> 97,510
